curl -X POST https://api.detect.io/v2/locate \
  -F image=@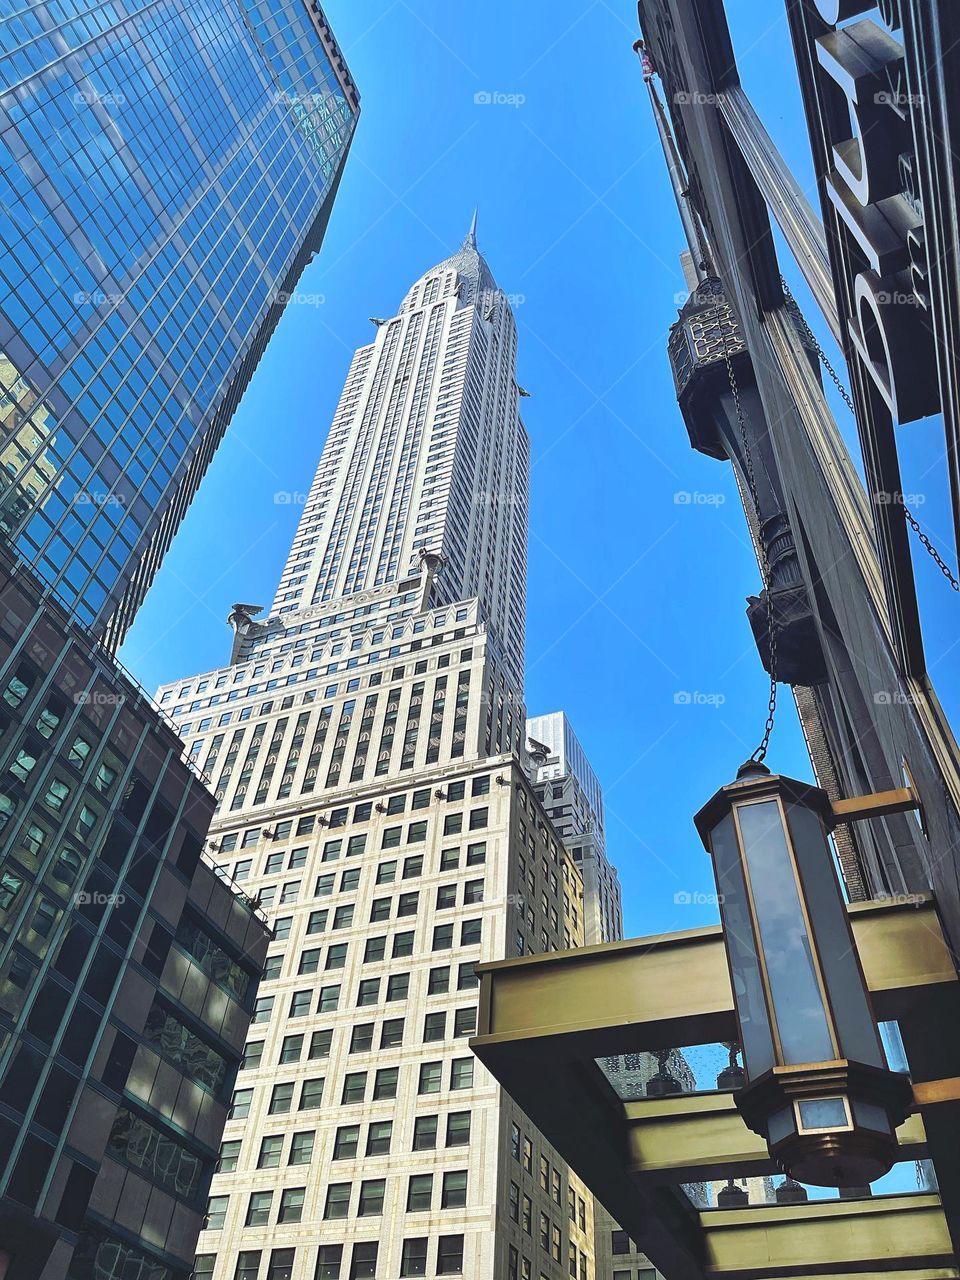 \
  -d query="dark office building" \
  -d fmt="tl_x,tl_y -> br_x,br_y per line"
0,546 -> 270,1279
